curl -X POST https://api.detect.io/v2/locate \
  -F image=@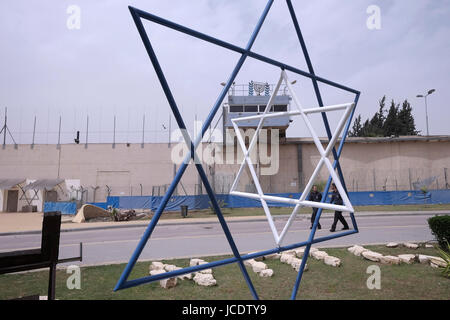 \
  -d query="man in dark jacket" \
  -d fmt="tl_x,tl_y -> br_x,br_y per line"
330,183 -> 349,232
308,185 -> 322,229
